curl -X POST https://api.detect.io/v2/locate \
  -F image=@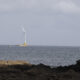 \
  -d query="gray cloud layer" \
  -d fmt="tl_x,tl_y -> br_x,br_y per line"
0,0 -> 80,13
0,0 -> 80,46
